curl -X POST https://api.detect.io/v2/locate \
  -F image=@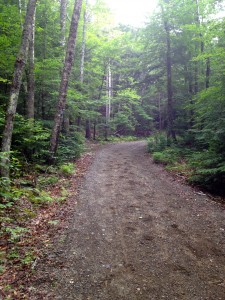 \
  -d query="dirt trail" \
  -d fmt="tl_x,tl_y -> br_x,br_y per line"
33,141 -> 225,300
